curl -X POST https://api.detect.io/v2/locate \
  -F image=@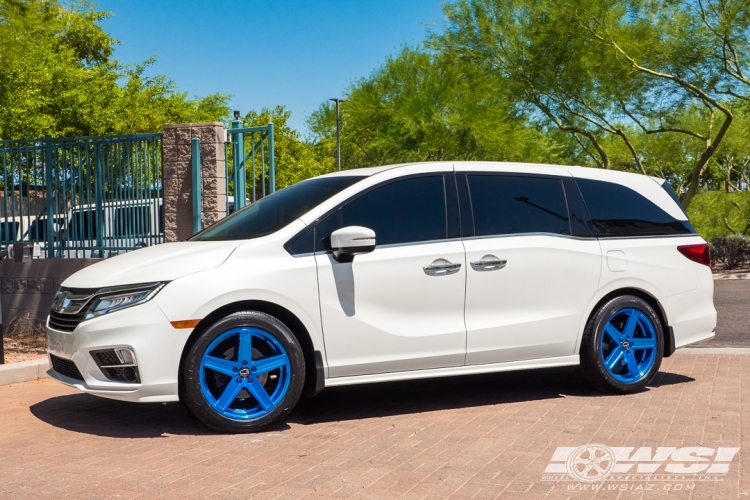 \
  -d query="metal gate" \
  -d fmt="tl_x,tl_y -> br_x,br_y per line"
0,133 -> 163,258
226,121 -> 275,213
